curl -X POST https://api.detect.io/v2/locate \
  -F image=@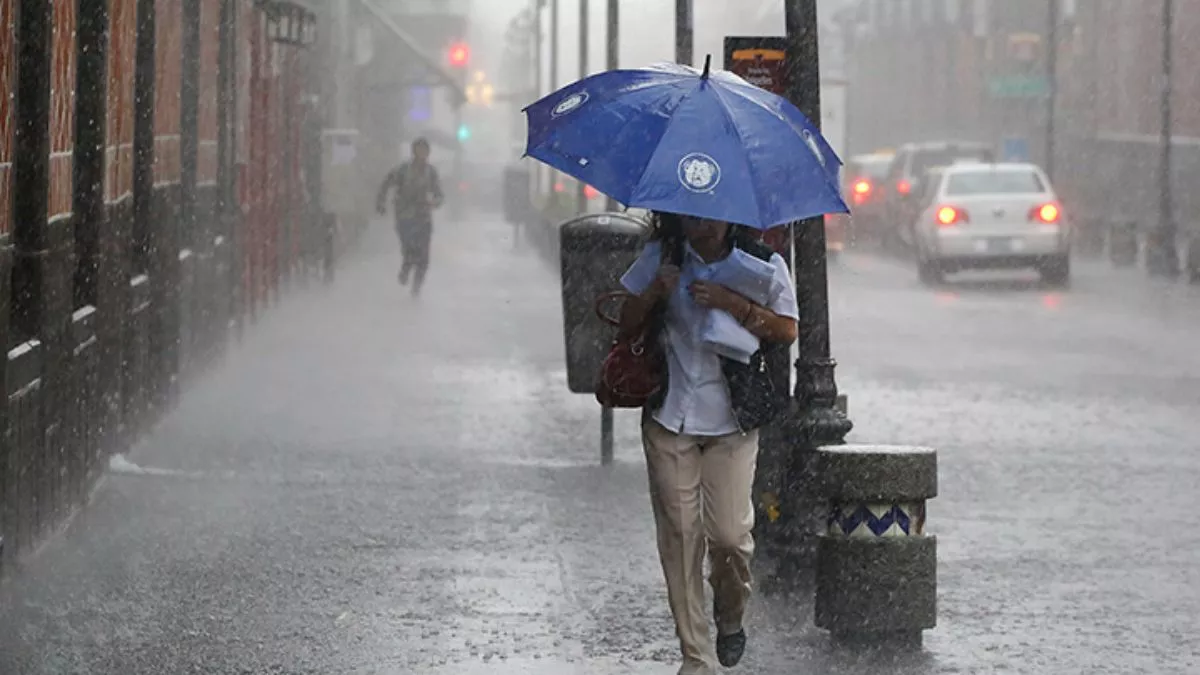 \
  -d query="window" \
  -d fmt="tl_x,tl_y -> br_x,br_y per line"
917,173 -> 942,209
851,157 -> 891,180
944,170 -> 1047,196
909,147 -> 993,177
